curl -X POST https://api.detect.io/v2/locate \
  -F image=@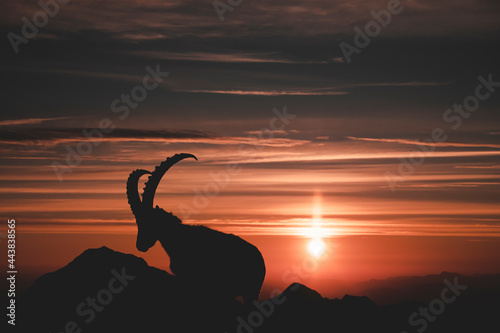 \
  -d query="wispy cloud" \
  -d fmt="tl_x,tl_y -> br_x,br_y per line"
169,80 -> 451,97
350,81 -> 454,88
0,117 -> 74,127
0,128 -> 310,148
454,165 -> 500,169
0,128 -> 210,144
129,50 -> 319,64
347,136 -> 500,149
179,89 -> 348,96
330,57 -> 345,63
3,0 -> 499,40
